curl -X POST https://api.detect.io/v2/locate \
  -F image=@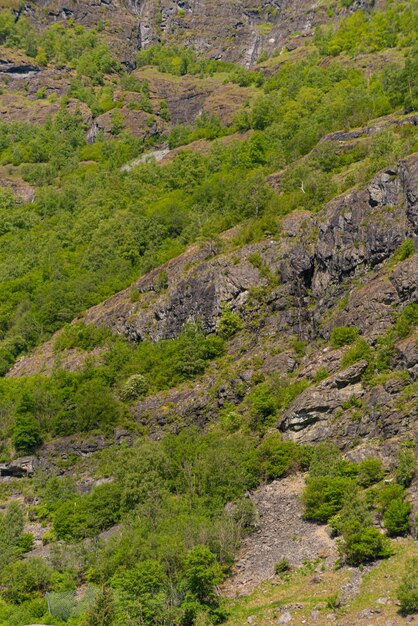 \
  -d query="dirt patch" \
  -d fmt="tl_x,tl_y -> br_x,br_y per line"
223,475 -> 338,598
